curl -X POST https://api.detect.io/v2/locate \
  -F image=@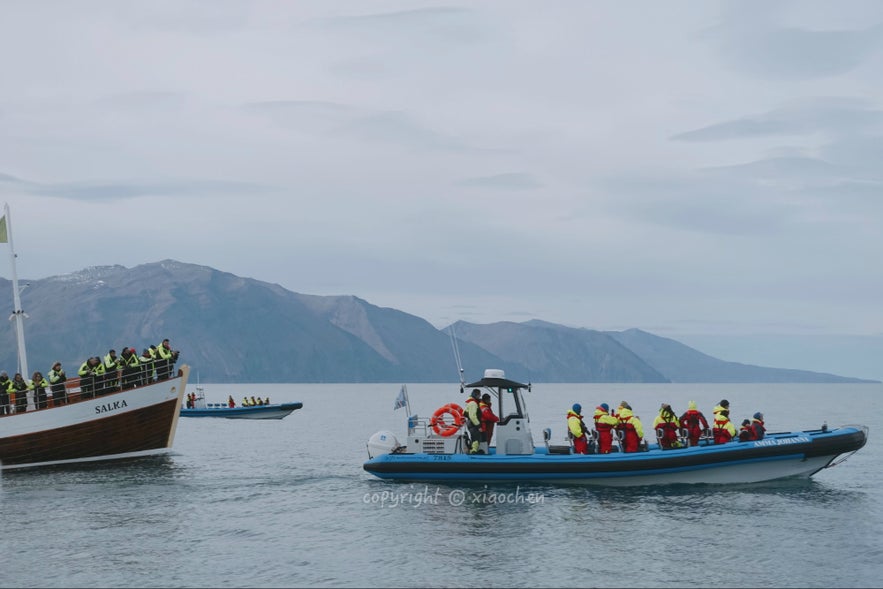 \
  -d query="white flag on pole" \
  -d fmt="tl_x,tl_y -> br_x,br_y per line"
393,384 -> 408,411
